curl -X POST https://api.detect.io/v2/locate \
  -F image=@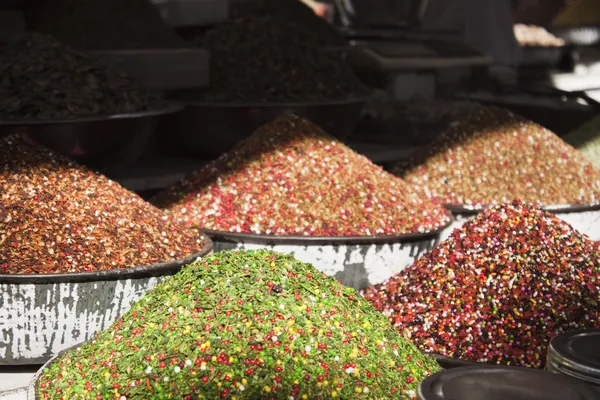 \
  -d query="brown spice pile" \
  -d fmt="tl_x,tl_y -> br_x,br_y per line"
153,115 -> 451,236
396,106 -> 600,207
0,135 -> 207,275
